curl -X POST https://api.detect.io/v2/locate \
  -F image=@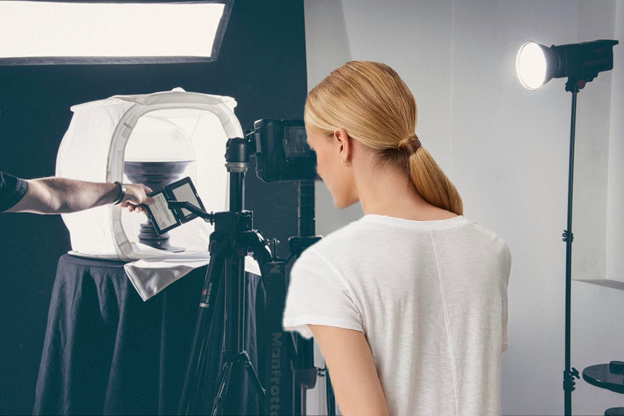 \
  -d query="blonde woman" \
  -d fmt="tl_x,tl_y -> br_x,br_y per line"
282,61 -> 511,416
